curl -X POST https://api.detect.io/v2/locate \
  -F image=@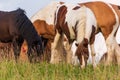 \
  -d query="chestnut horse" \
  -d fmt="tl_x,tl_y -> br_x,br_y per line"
52,1 -> 120,68
0,8 -> 43,62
